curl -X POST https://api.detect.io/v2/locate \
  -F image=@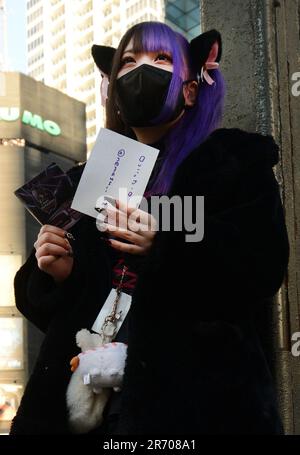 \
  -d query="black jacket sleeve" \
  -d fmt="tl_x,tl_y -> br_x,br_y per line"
14,246 -> 85,333
14,163 -> 87,333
